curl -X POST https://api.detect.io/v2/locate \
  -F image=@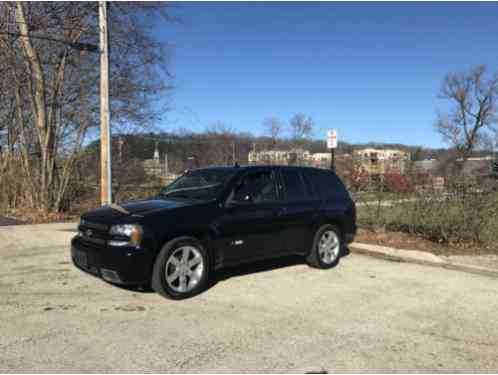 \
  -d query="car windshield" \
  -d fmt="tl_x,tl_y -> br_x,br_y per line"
159,169 -> 237,201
